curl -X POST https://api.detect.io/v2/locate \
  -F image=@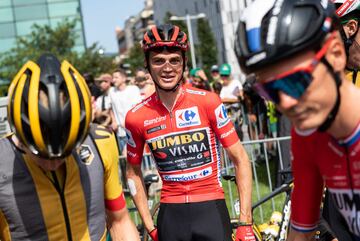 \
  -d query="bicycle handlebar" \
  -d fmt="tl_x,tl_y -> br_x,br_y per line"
251,179 -> 293,211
